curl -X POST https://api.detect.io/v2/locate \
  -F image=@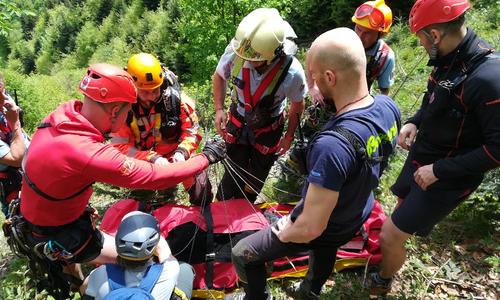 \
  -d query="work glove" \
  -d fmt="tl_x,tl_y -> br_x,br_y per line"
202,138 -> 226,165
